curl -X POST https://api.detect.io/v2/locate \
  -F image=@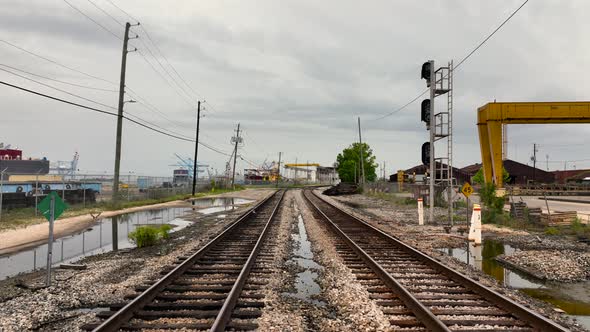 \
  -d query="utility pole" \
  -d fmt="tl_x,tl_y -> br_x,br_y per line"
358,117 -> 365,186
275,152 -> 282,188
192,101 -> 201,196
532,143 -> 538,182
112,22 -> 138,202
0,168 -> 6,222
231,123 -> 241,189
